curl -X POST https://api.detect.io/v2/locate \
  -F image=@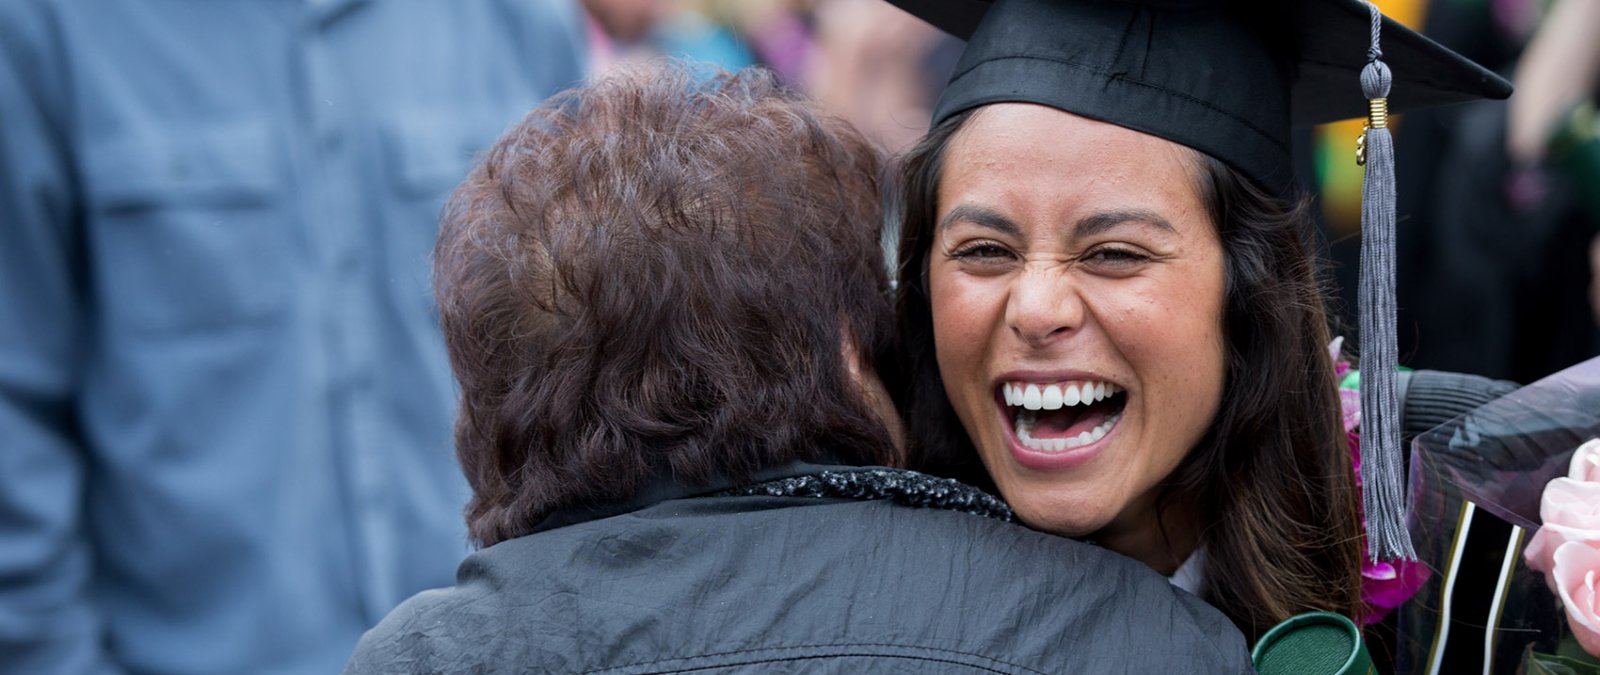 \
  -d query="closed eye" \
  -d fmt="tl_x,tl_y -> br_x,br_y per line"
949,242 -> 1016,262
1081,245 -> 1154,274
1086,247 -> 1149,263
